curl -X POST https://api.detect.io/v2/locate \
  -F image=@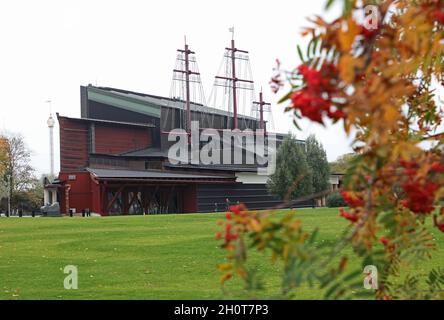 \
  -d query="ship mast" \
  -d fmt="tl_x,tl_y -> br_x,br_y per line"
253,90 -> 271,135
173,38 -> 201,136
214,29 -> 254,130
